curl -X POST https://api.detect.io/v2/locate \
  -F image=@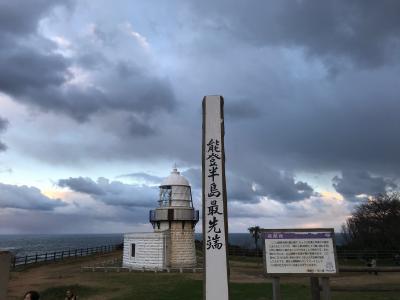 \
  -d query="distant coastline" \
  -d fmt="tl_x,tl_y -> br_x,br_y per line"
0,232 -> 345,257
0,233 -> 123,257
